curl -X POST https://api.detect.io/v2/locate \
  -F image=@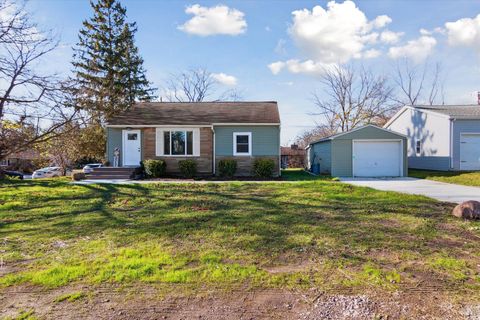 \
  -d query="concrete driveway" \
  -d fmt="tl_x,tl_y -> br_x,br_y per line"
339,177 -> 480,204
